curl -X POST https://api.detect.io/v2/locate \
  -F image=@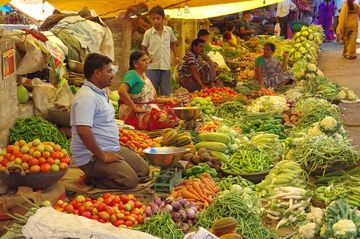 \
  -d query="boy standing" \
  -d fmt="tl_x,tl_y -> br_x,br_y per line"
142,6 -> 179,96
